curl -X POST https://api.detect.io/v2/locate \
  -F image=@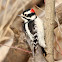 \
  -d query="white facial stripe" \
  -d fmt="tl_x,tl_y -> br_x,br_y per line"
24,15 -> 36,20
21,15 -> 36,22
31,15 -> 36,20
24,11 -> 31,14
